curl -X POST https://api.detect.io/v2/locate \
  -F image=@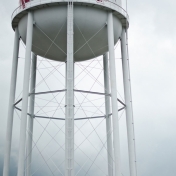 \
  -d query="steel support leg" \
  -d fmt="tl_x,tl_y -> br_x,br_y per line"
65,2 -> 74,176
107,11 -> 121,176
3,27 -> 20,176
26,53 -> 37,176
103,53 -> 114,176
17,11 -> 33,176
121,28 -> 137,176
